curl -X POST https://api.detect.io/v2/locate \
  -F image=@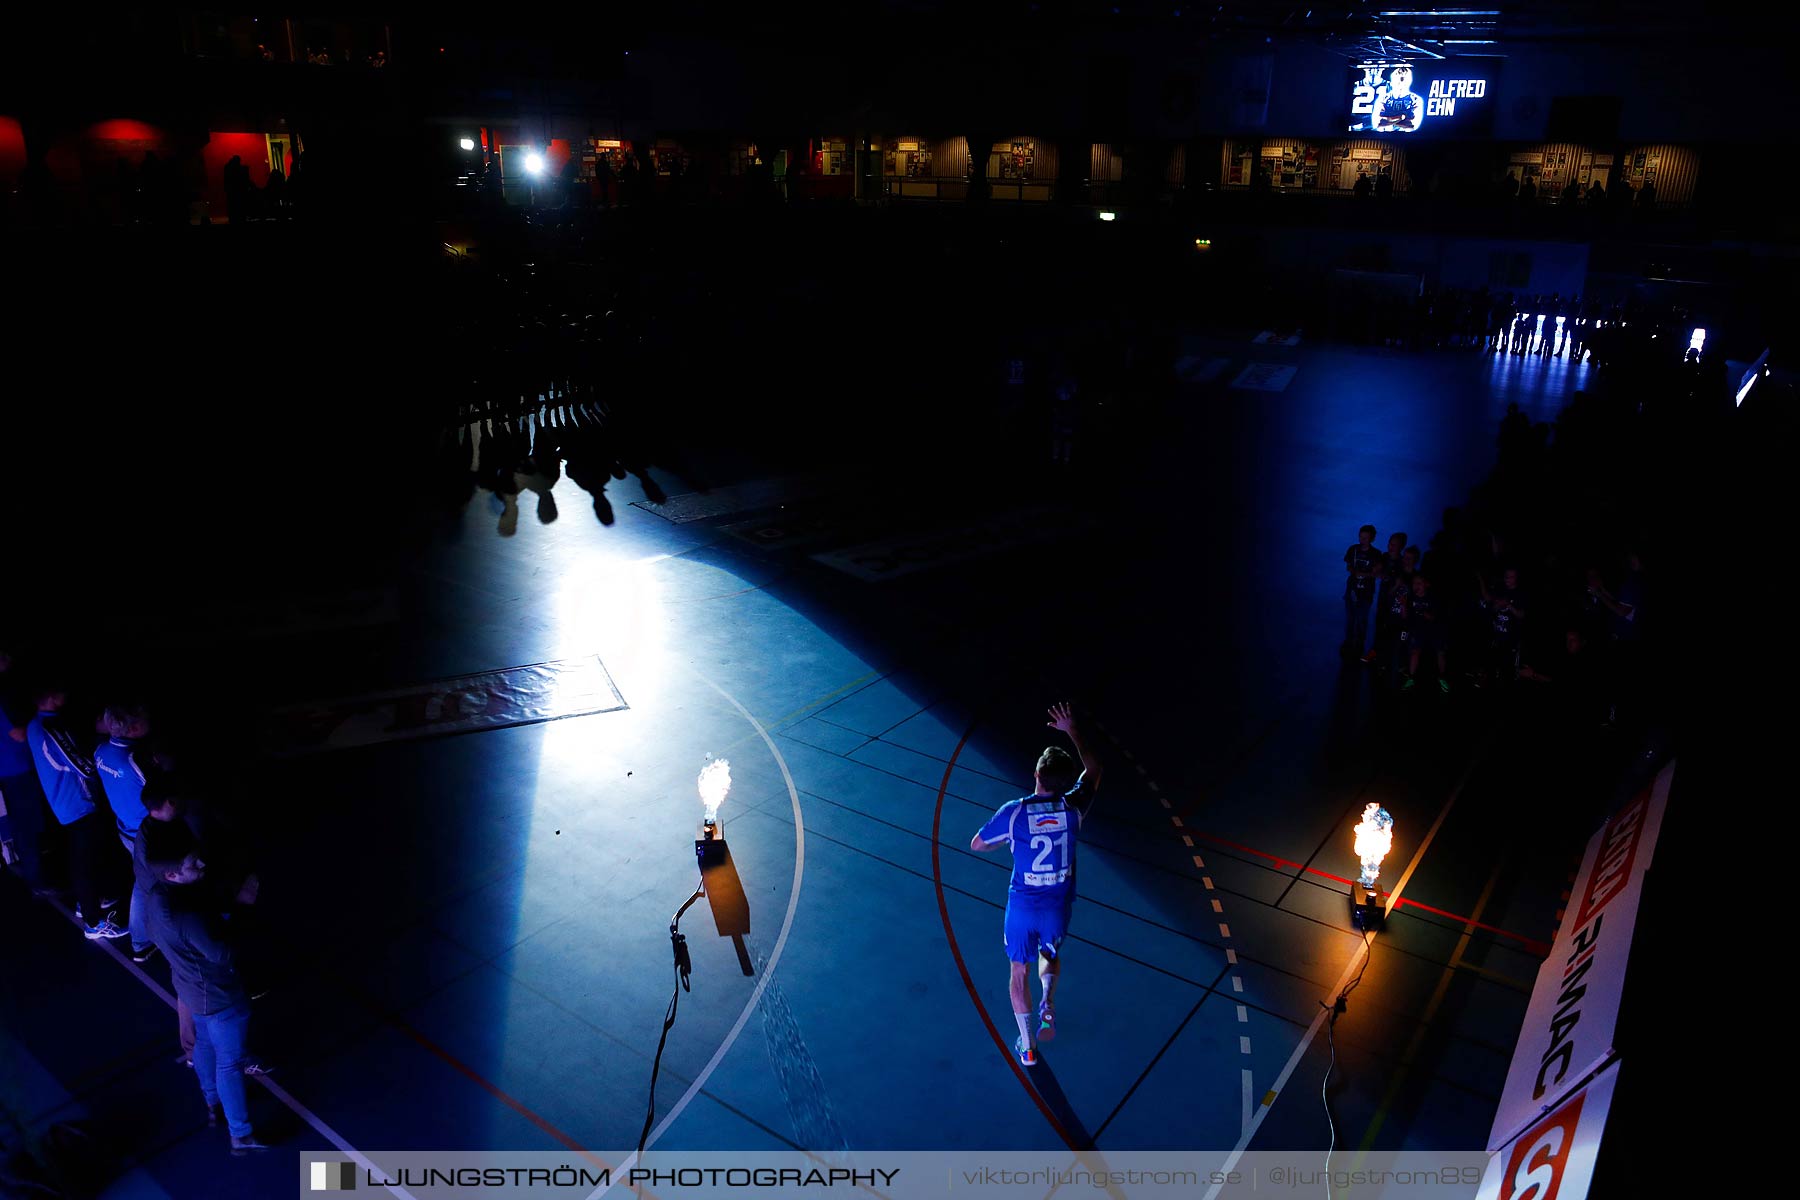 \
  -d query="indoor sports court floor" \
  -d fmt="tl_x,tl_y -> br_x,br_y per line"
1,333 -> 1600,1196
